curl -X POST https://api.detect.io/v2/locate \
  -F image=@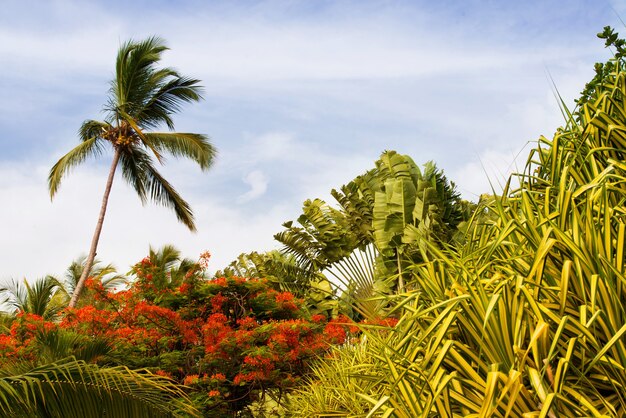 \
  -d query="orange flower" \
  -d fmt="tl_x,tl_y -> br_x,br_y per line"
184,374 -> 199,385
